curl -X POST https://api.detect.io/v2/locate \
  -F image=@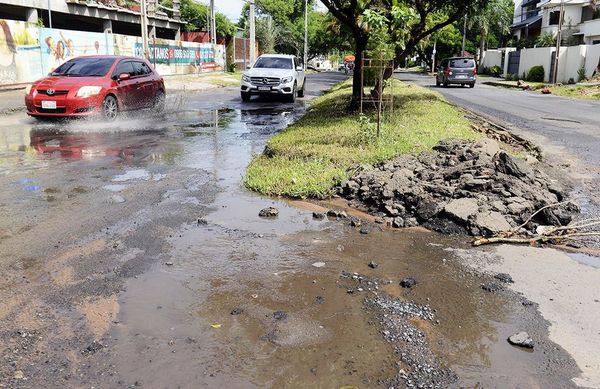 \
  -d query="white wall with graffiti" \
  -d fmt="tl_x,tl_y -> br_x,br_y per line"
0,19 -> 226,86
